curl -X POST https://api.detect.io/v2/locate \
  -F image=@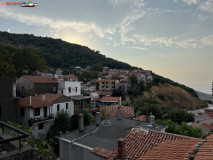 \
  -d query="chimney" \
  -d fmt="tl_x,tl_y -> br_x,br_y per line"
117,106 -> 122,120
96,112 -> 101,126
148,112 -> 155,127
117,138 -> 125,160
42,94 -> 45,102
78,114 -> 84,132
29,96 -> 32,106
